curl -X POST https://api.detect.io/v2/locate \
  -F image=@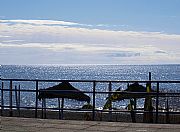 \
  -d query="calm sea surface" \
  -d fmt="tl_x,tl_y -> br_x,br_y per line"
0,64 -> 180,110
1,64 -> 180,80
